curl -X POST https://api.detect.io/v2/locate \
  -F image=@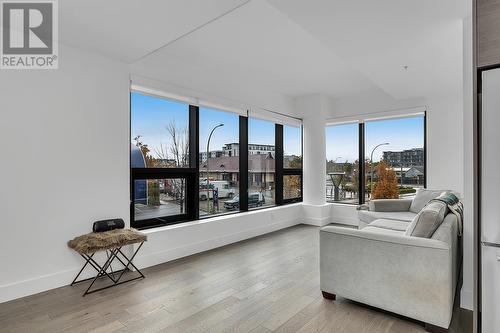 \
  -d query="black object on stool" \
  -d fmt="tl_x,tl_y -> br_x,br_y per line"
93,218 -> 125,232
